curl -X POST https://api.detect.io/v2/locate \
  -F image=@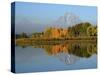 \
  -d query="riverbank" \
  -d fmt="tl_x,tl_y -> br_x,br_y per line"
15,36 -> 97,45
